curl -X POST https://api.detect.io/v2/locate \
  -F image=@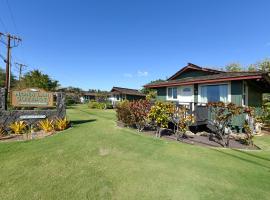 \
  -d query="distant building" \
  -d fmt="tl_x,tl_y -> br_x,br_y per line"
109,87 -> 146,105
80,92 -> 98,103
